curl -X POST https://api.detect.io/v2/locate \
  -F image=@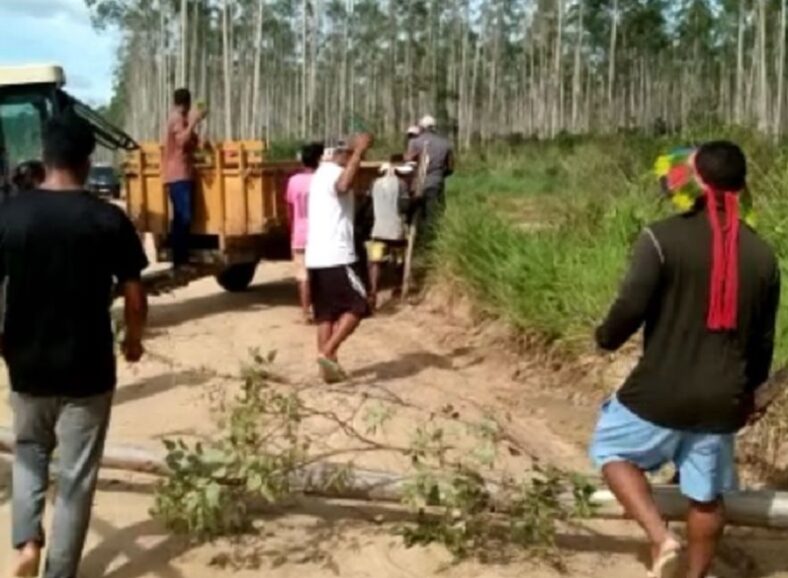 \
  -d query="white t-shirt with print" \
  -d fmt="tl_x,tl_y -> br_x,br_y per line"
305,161 -> 356,269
